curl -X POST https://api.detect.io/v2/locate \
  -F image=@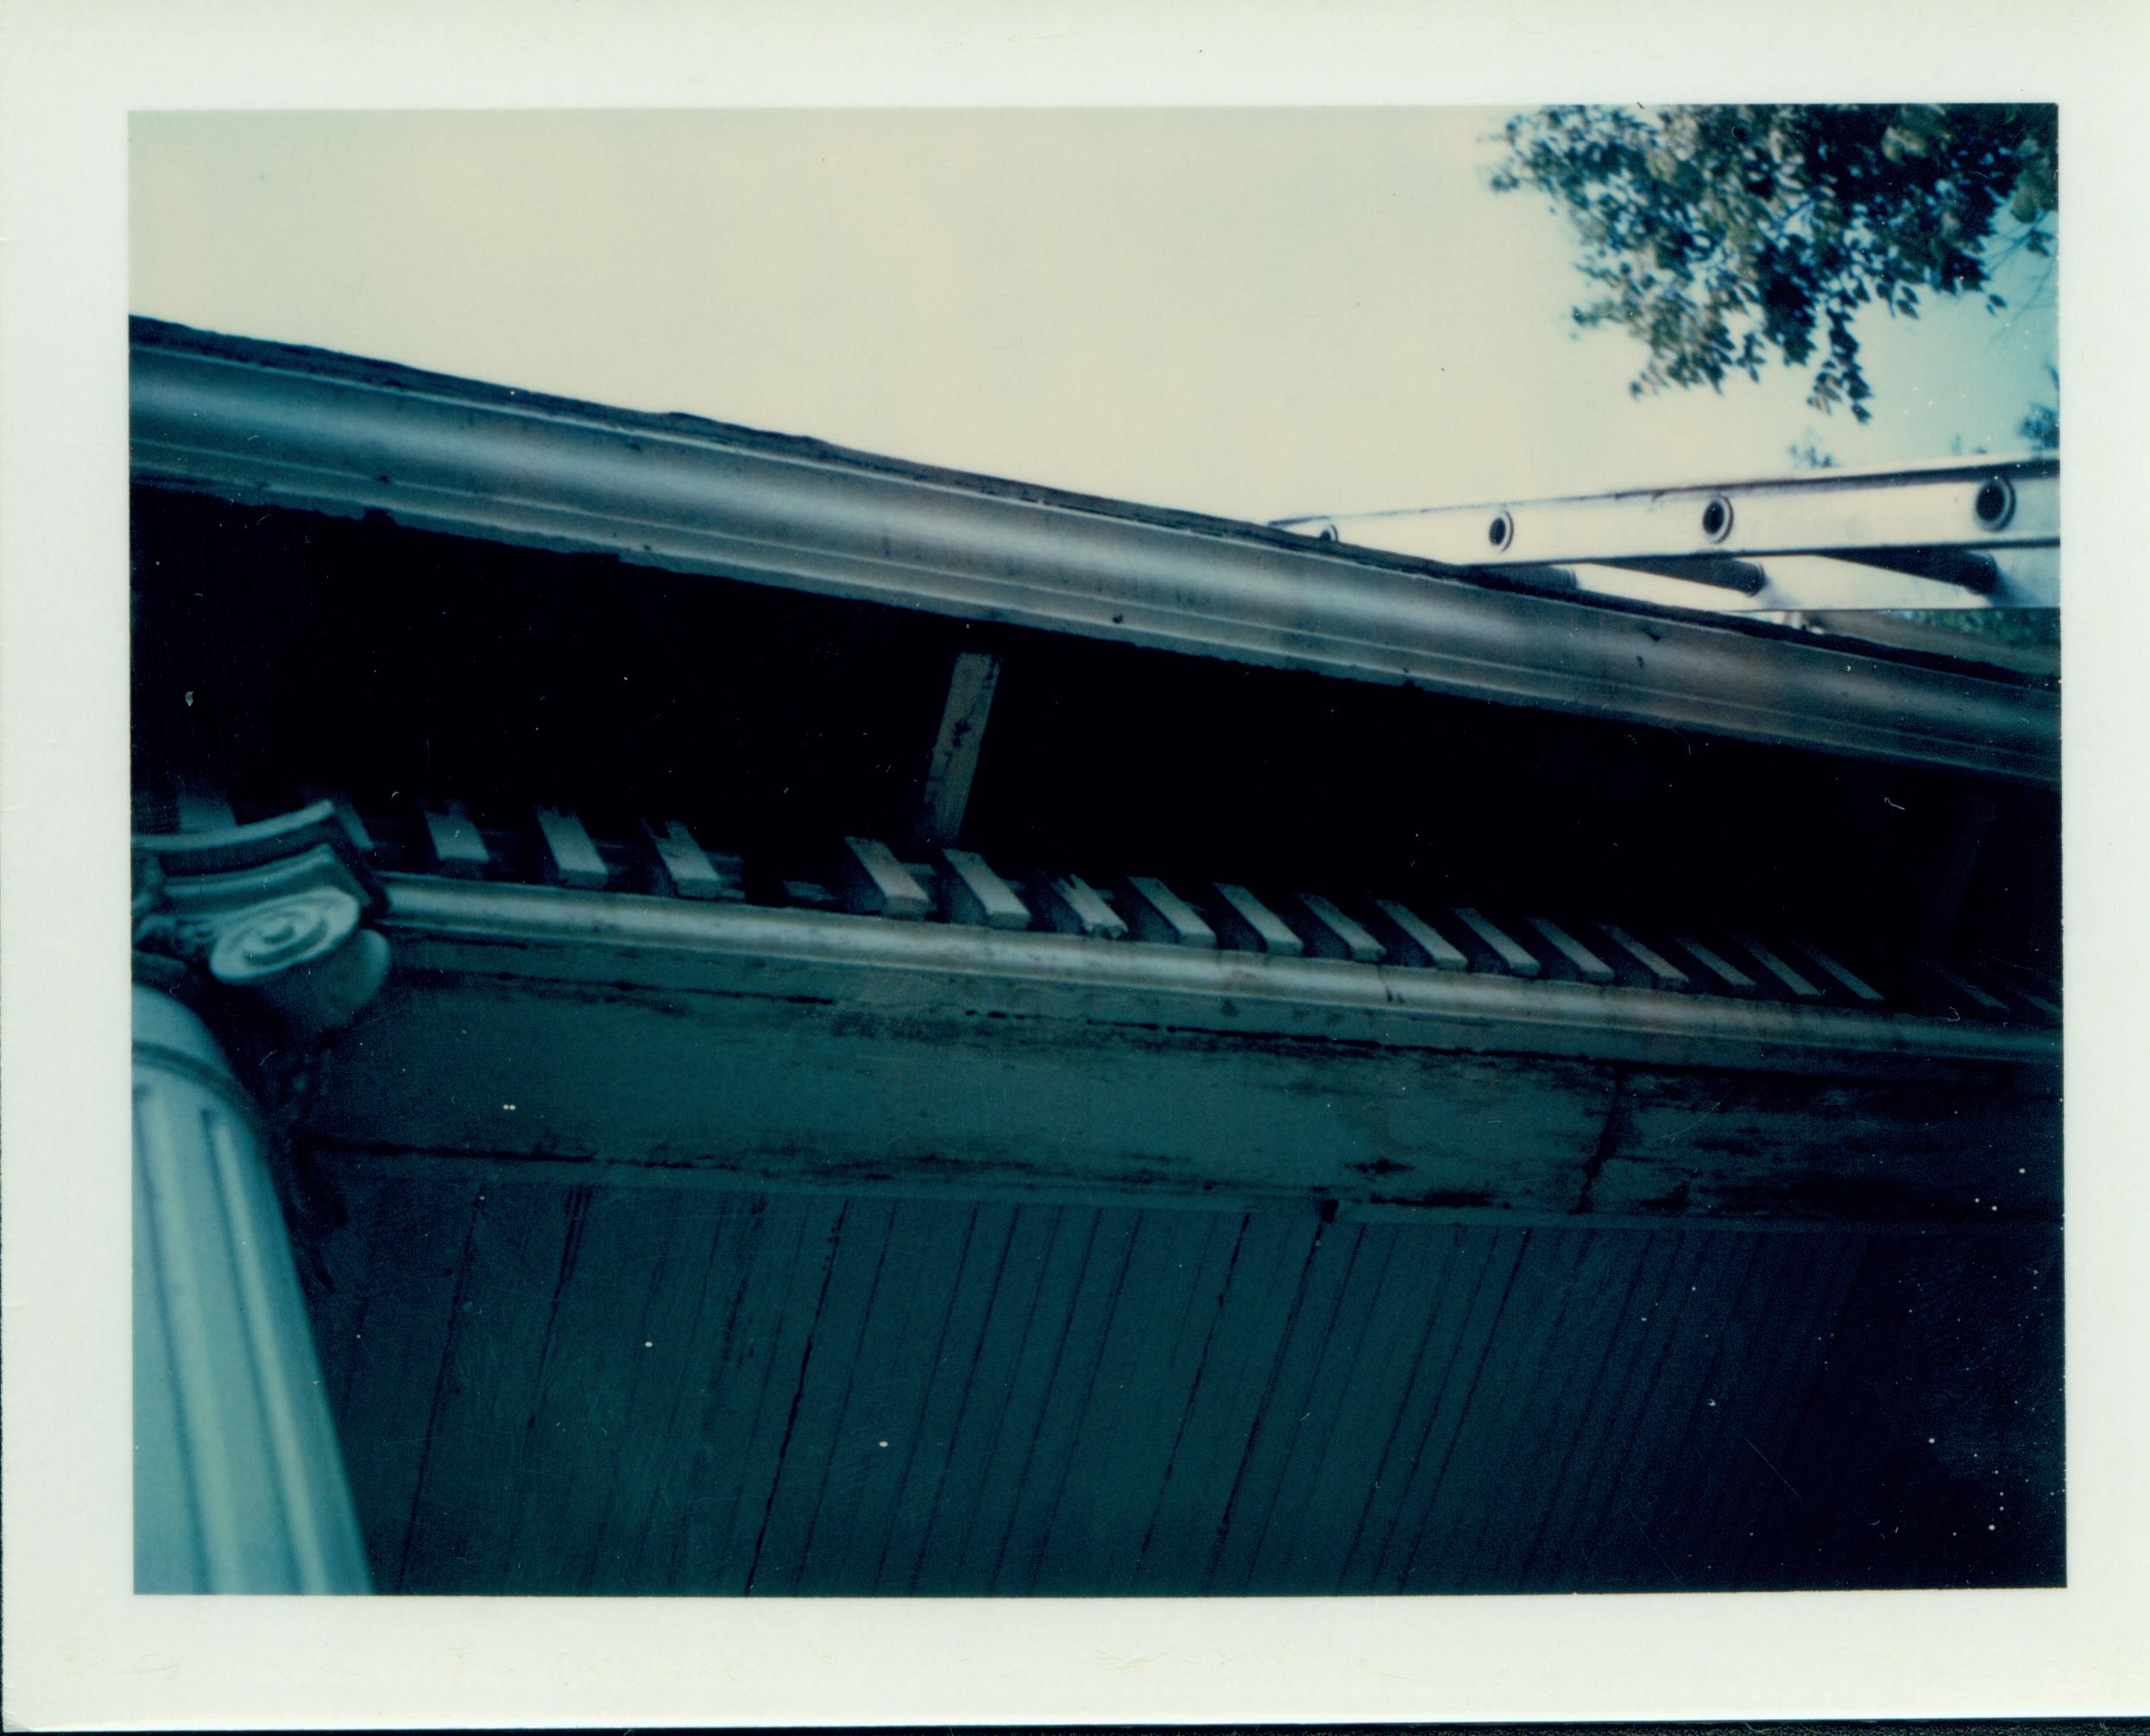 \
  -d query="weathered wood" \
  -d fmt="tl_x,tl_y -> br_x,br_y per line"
1920,793 -> 1999,956
299,1161 -> 2065,1599
1589,1069 -> 2059,1222
1970,958 -> 2059,1020
1057,1209 -> 1243,1593
312,975 -> 1615,1218
2007,981 -> 2061,1020
839,836 -> 931,920
1675,934 -> 1759,994
1528,916 -> 1614,983
1122,876 -> 1217,949
1796,942 -> 1882,1004
1343,1228 -> 1527,1589
940,848 -> 1031,931
400,1180 -> 577,1593
308,950 -> 2059,1226
305,1168 -> 477,1589
1451,906 -> 1541,976
1209,883 -> 1302,956
640,817 -> 739,901
1734,931 -> 1823,1001
799,1199 -> 1001,1592
1369,900 -> 1470,972
173,780 -> 237,834
910,649 -> 1001,847
419,799 -> 489,877
1245,1218 -> 1433,1591
959,1208 -> 1126,1593
1103,1211 -> 1326,1592
375,877 -> 2058,1082
989,1206 -> 1145,1593
659,1194 -> 842,1592
528,1188 -> 727,1595
862,1199 -> 1022,1591
302,786 -> 378,857
1030,871 -> 1127,940
904,1207 -> 1071,1595
1291,893 -> 1387,963
1922,958 -> 2011,1015
1599,923 -> 1690,990
532,805 -> 608,891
